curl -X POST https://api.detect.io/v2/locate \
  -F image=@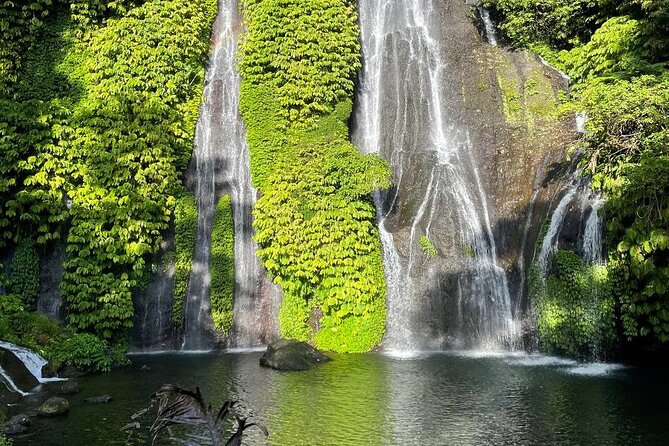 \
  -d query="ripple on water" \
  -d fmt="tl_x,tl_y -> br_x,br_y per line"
567,362 -> 626,376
